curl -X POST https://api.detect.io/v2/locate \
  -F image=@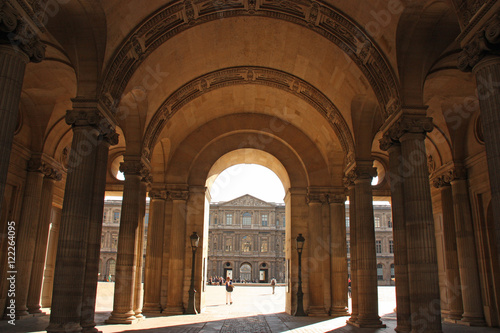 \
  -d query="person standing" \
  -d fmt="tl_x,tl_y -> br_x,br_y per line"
225,277 -> 234,305
271,277 -> 277,294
